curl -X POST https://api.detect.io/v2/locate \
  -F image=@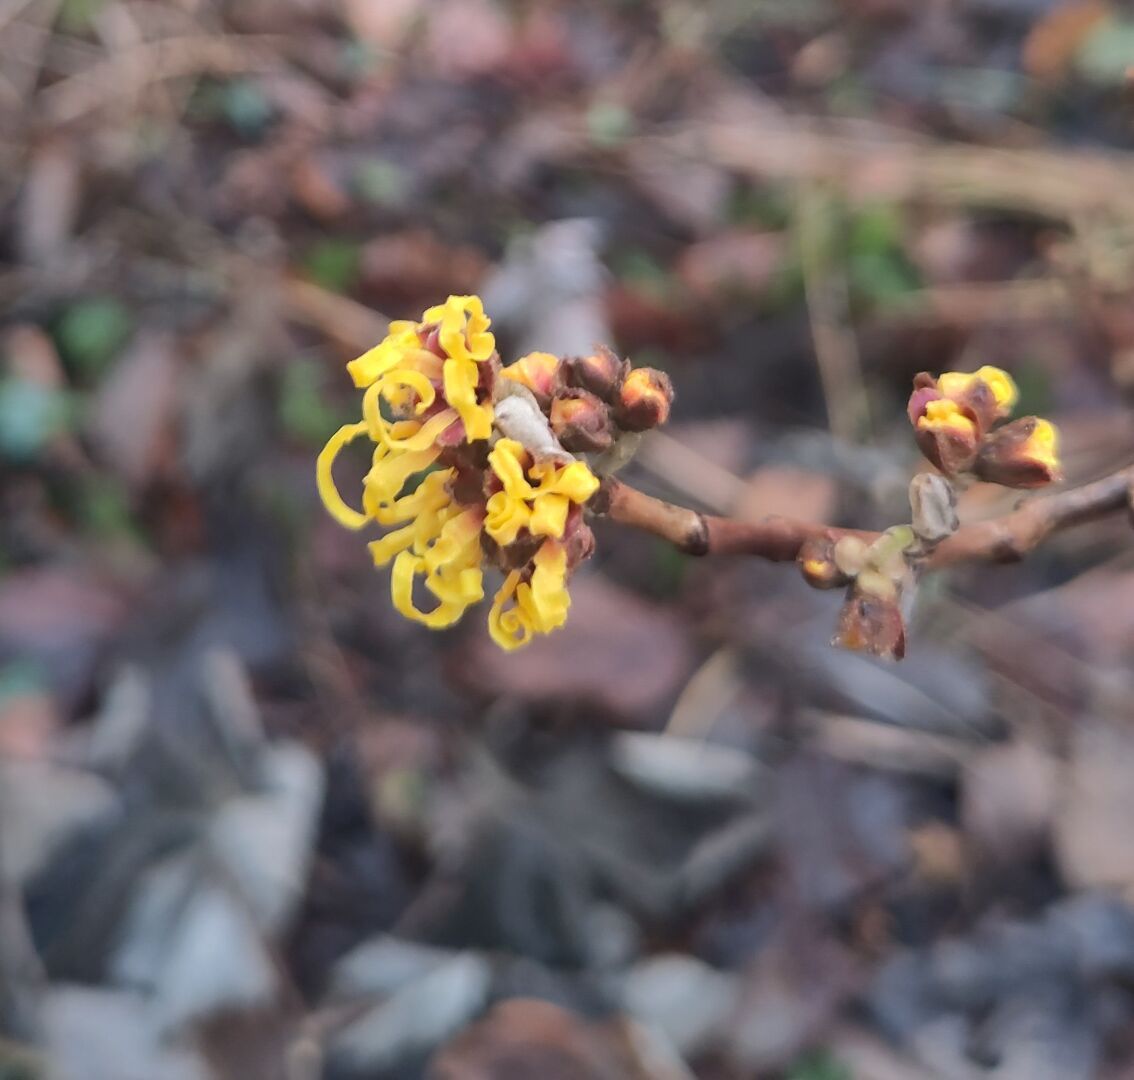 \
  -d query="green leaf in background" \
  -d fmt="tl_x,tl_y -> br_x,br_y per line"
1011,361 -> 1055,418
301,240 -> 361,294
728,185 -> 793,230
586,102 -> 635,147
615,249 -> 672,301
849,249 -> 920,307
279,358 -> 343,446
788,1050 -> 852,1080
651,538 -> 688,598
1076,17 -> 1134,86
0,378 -> 72,462
222,78 -> 273,138
0,661 -> 47,706
848,202 -> 920,307
57,0 -> 104,35
355,158 -> 410,209
53,297 -> 131,380
850,203 -> 905,257
77,476 -> 139,541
